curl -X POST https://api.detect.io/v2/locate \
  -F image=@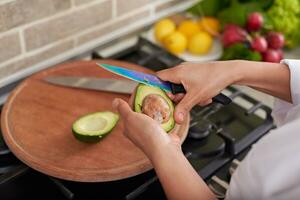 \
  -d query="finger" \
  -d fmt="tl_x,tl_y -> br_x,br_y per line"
166,92 -> 184,102
156,68 -> 181,83
174,92 -> 199,124
172,93 -> 185,103
197,99 -> 213,106
166,92 -> 175,100
112,98 -> 133,119
128,85 -> 138,109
